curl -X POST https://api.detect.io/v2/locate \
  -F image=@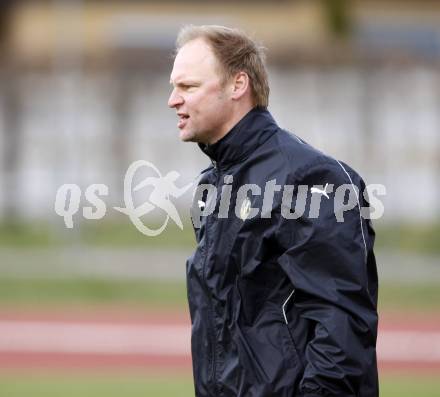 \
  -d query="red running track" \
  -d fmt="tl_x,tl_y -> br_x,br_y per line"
0,308 -> 439,374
